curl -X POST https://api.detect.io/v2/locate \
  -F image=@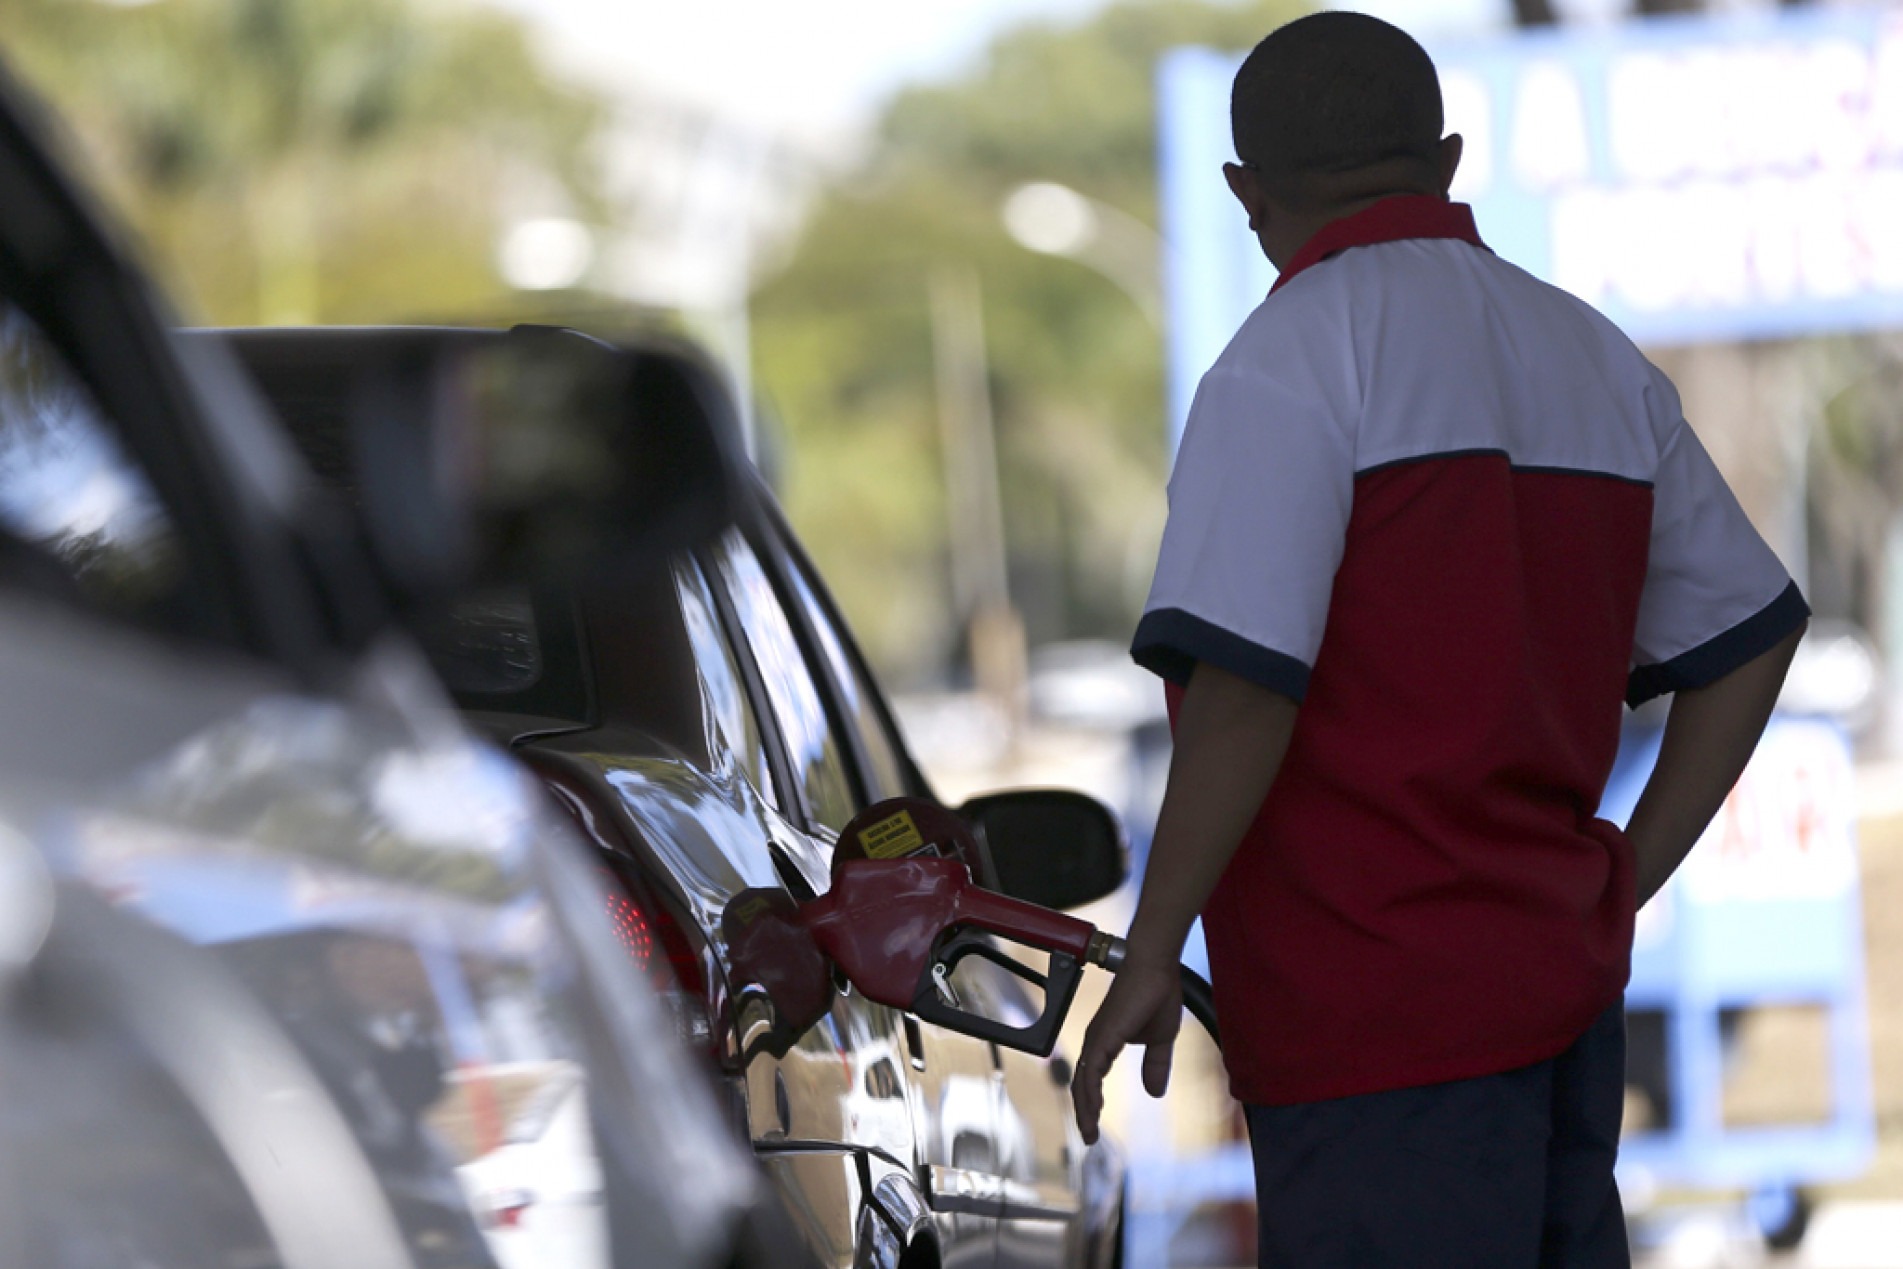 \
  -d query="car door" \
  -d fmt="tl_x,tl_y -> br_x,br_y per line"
0,65 -> 753,1269
760,509 -> 1093,1269
701,521 -> 1011,1269
665,549 -> 918,1261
